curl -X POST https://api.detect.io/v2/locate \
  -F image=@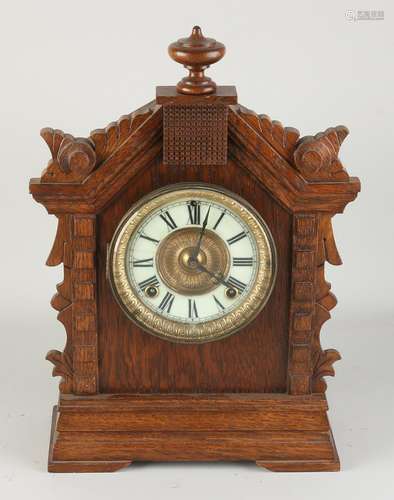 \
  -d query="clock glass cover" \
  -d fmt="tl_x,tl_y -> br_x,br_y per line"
108,183 -> 276,343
